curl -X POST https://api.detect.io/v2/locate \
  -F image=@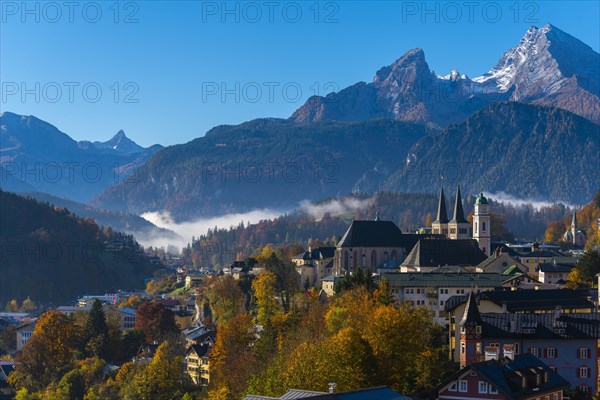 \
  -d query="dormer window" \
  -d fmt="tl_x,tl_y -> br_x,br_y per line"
476,326 -> 482,334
